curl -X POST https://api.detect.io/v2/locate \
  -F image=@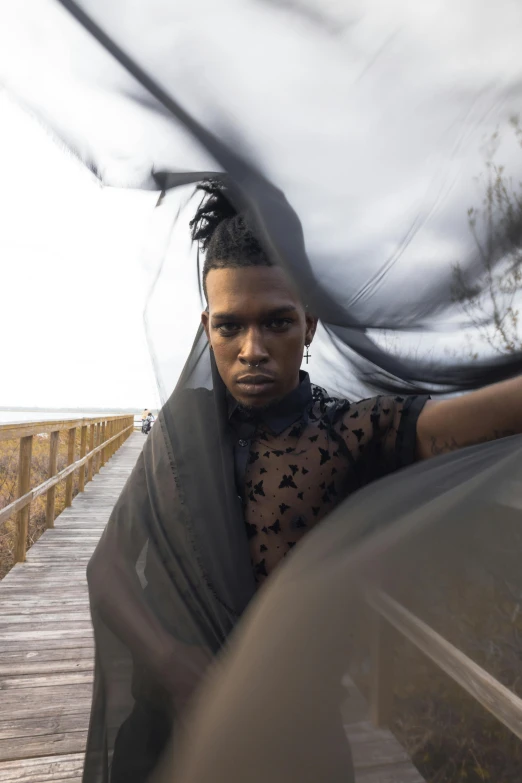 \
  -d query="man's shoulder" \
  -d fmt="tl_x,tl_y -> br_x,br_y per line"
309,383 -> 352,418
310,383 -> 379,408
309,385 -> 408,421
